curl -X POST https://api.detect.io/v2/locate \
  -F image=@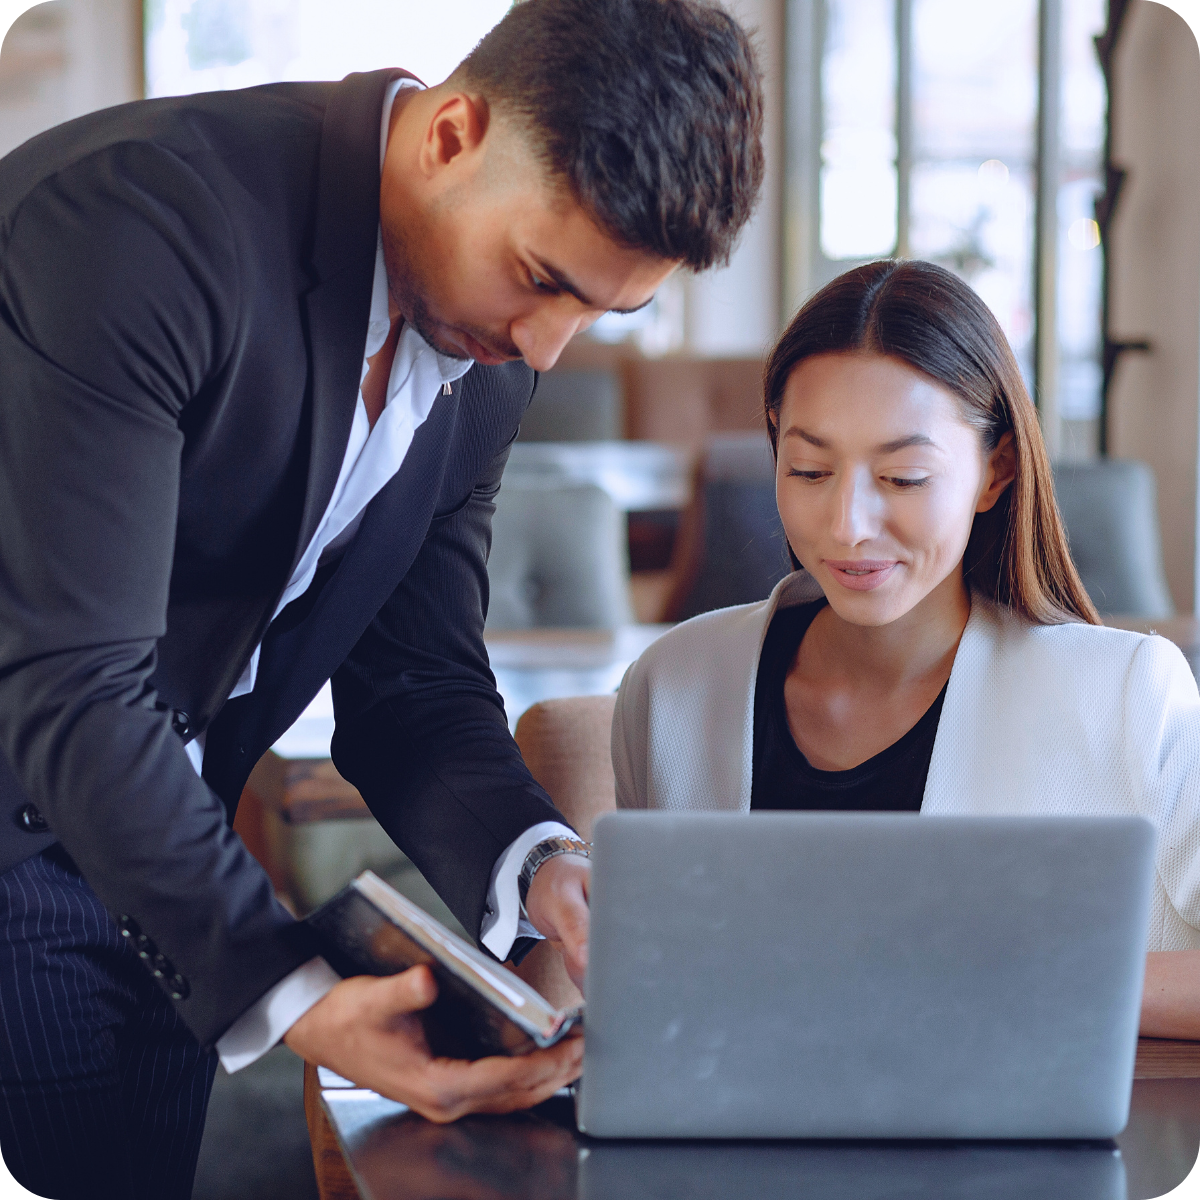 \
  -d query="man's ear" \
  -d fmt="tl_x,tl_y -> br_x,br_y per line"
976,430 -> 1017,514
418,92 -> 489,181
